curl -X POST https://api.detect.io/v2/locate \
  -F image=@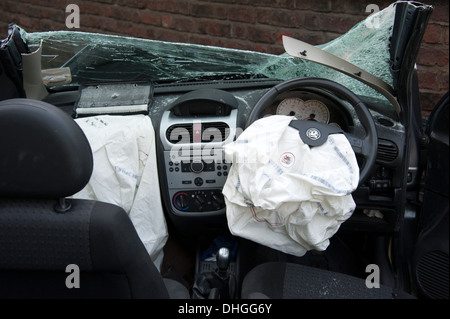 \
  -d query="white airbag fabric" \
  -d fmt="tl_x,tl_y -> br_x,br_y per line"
222,115 -> 359,257
73,115 -> 168,270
